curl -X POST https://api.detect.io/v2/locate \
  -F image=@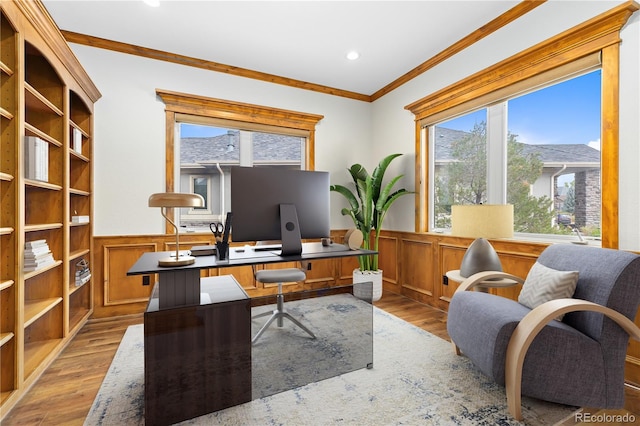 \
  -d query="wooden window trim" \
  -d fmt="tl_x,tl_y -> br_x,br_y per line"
405,2 -> 638,248
156,89 -> 324,231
